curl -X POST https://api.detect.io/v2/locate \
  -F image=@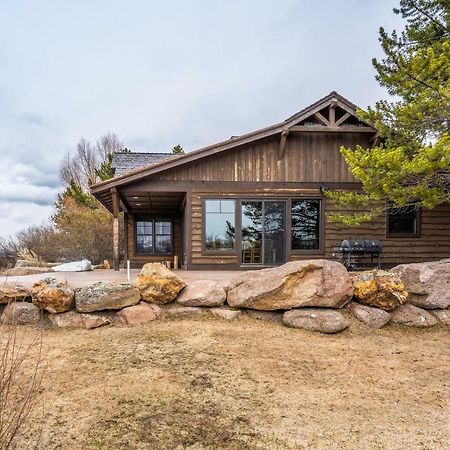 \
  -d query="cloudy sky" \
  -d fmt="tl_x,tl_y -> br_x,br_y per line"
0,0 -> 403,238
